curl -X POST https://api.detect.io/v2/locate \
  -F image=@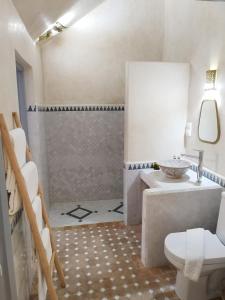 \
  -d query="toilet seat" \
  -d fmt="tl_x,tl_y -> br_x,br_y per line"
165,230 -> 225,271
